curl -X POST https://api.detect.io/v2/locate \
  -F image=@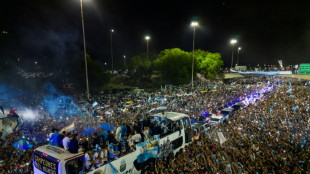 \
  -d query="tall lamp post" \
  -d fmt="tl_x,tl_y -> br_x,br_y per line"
230,39 -> 237,69
80,0 -> 90,100
191,21 -> 198,90
145,35 -> 150,61
237,47 -> 241,66
110,29 -> 114,74
123,55 -> 126,71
